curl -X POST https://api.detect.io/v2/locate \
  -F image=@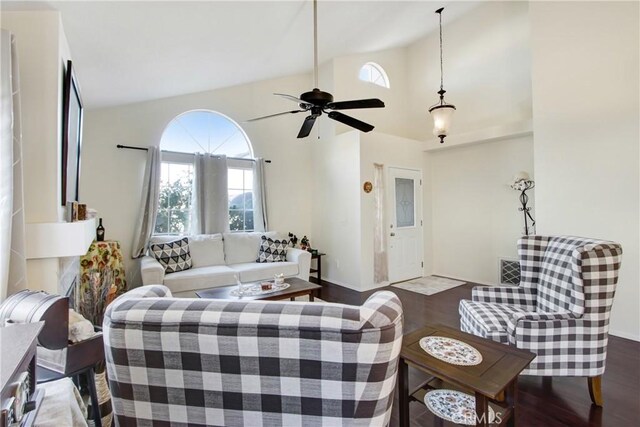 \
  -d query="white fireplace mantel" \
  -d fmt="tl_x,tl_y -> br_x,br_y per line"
25,218 -> 96,259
